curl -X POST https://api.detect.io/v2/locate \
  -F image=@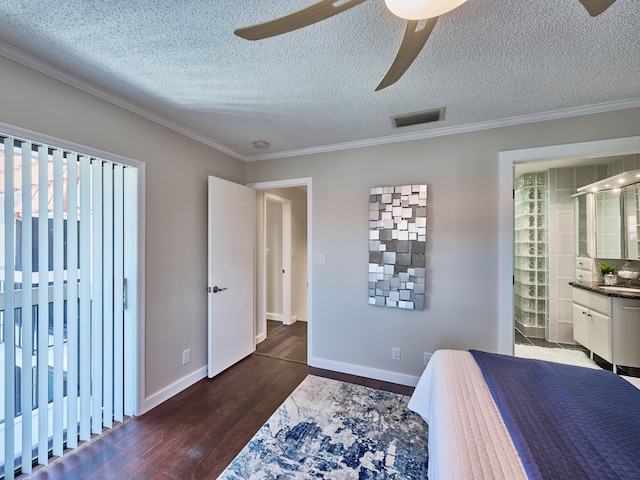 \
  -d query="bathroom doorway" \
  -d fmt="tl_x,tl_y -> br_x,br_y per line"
500,137 -> 640,361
